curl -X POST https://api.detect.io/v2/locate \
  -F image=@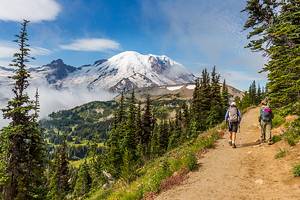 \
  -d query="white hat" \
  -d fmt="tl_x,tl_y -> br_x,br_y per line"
230,102 -> 236,106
